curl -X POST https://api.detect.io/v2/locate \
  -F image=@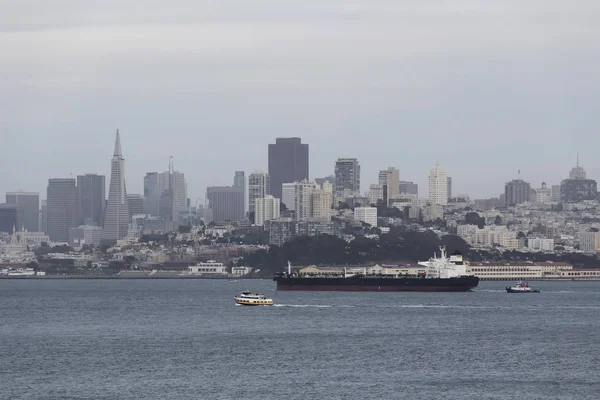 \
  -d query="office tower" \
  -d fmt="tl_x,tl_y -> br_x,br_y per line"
368,184 -> 384,205
40,200 -> 47,233
334,158 -> 360,199
378,167 -> 399,201
255,195 -> 281,226
103,130 -> 130,241
312,183 -> 333,221
281,183 -> 296,211
447,177 -> 452,200
561,179 -> 597,203
428,164 -> 448,206
400,181 -> 419,196
143,172 -> 160,216
76,174 -> 105,226
206,186 -> 245,223
127,194 -> 144,217
248,171 -> 270,216
5,191 -> 39,232
504,179 -> 531,206
155,160 -> 187,223
569,153 -> 586,180
268,137 -> 309,199
234,171 -> 245,212
47,178 -> 78,241
0,204 -> 19,233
